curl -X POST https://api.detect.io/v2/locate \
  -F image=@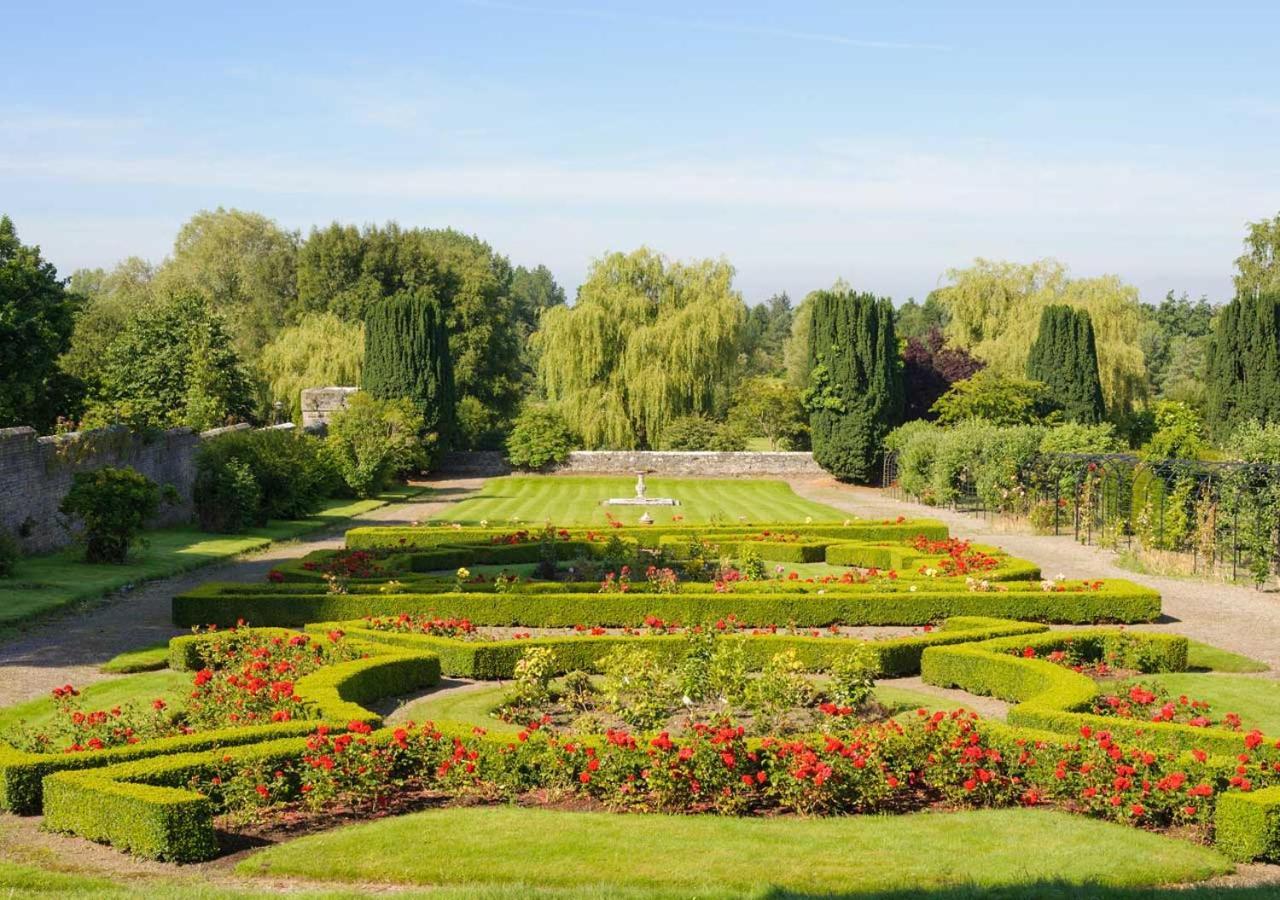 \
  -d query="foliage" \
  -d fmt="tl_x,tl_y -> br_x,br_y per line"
535,248 -> 746,448
901,326 -> 985,422
1026,305 -> 1106,423
936,259 -> 1147,414
325,393 -> 425,497
1206,292 -> 1280,436
155,208 -> 299,365
0,216 -> 80,431
62,259 -> 156,394
658,414 -> 748,451
600,646 -> 679,729
1233,212 -> 1280,301
828,644 -> 878,708
727,377 -> 809,449
82,293 -> 254,432
0,529 -> 19,578
782,291 -> 815,388
58,466 -> 172,563
504,404 -> 575,469
1140,291 -> 1215,409
297,223 -> 524,435
931,370 -> 1057,426
260,313 -> 364,422
740,292 -> 794,376
894,291 -> 950,339
195,429 -> 339,531
1142,401 -> 1205,461
806,288 -> 903,482
362,289 -> 456,447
